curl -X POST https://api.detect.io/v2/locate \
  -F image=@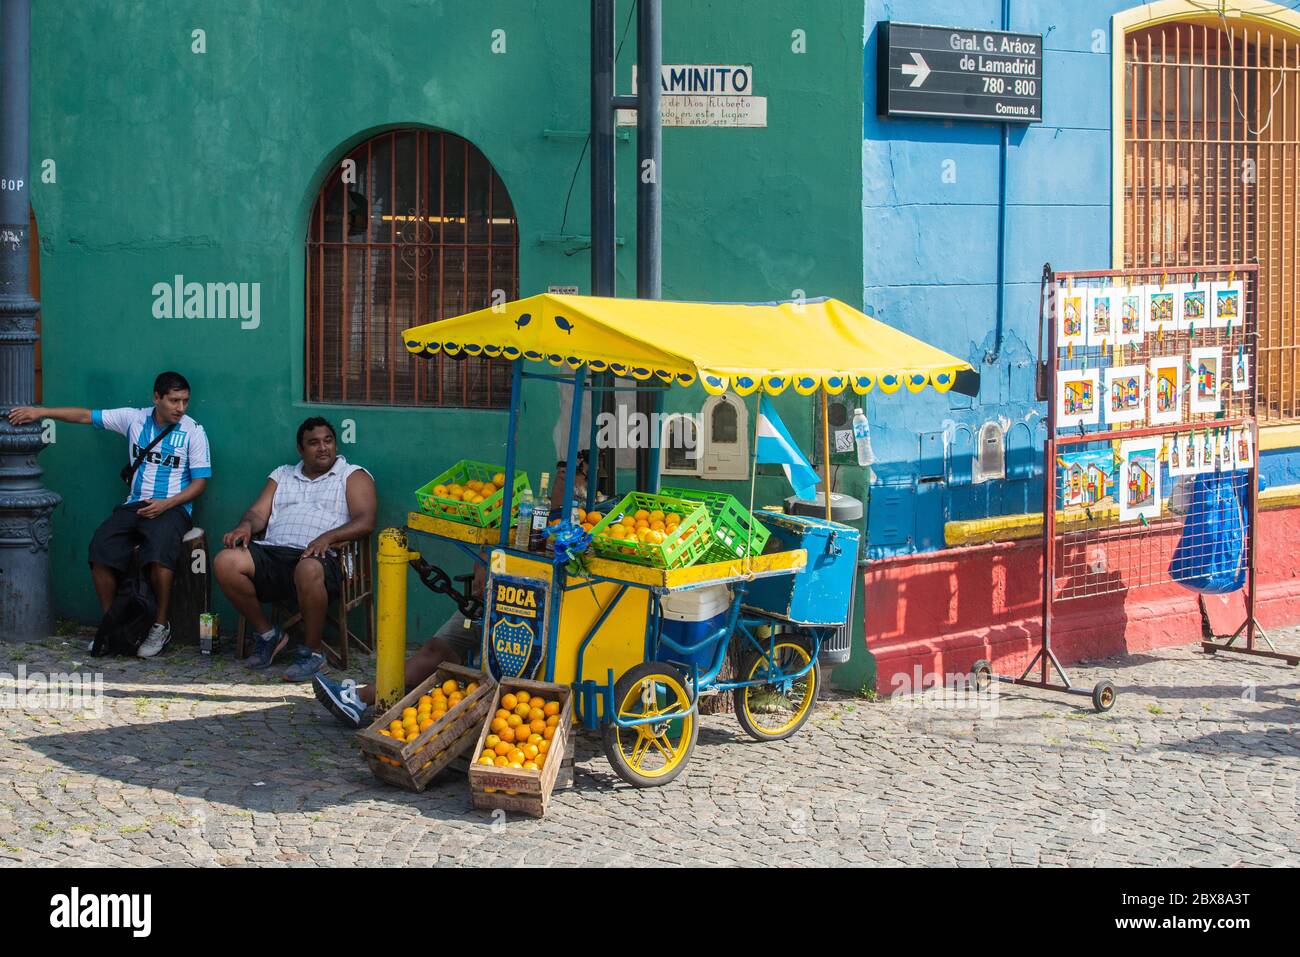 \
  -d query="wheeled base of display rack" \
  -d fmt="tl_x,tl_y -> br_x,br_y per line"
1201,617 -> 1300,666
972,649 -> 1117,714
